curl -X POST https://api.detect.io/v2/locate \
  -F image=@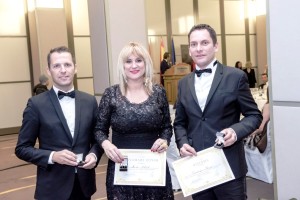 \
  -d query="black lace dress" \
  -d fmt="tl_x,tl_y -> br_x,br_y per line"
95,84 -> 174,200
